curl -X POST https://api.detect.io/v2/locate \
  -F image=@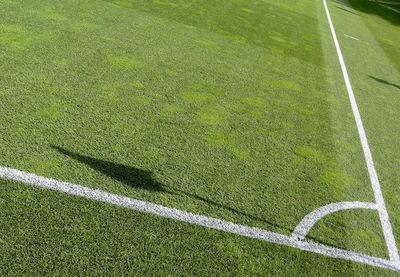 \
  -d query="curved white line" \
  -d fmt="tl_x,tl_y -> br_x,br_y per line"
323,0 -> 400,268
0,166 -> 398,271
292,202 -> 377,240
